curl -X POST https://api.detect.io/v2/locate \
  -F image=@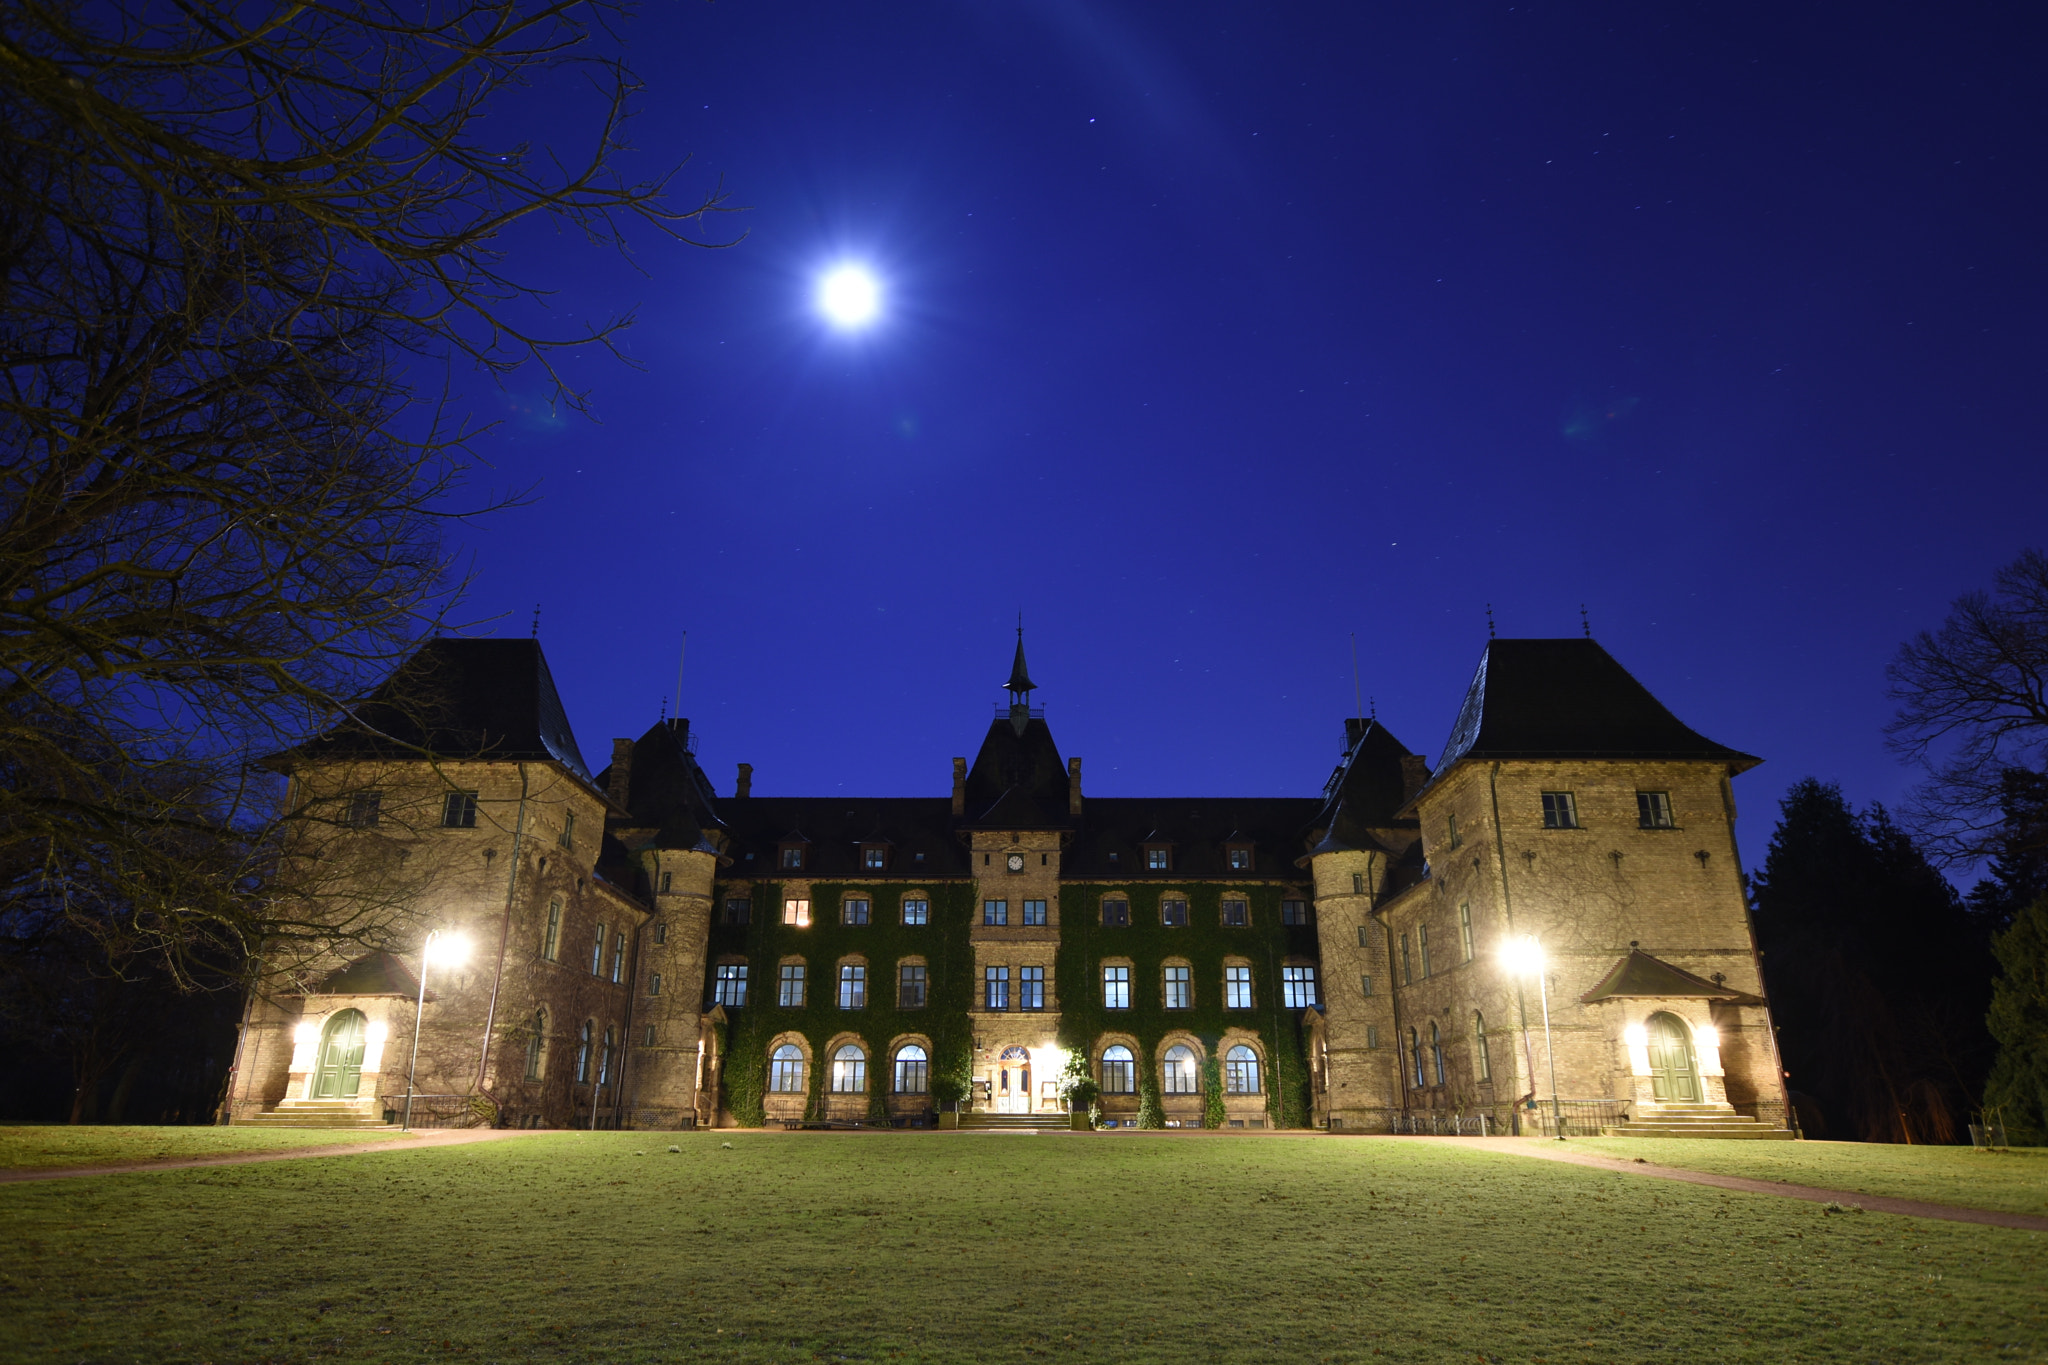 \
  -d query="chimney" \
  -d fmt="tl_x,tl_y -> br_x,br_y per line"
607,739 -> 633,810
734,763 -> 753,800
1399,754 -> 1431,802
1068,756 -> 1083,816
951,757 -> 967,817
